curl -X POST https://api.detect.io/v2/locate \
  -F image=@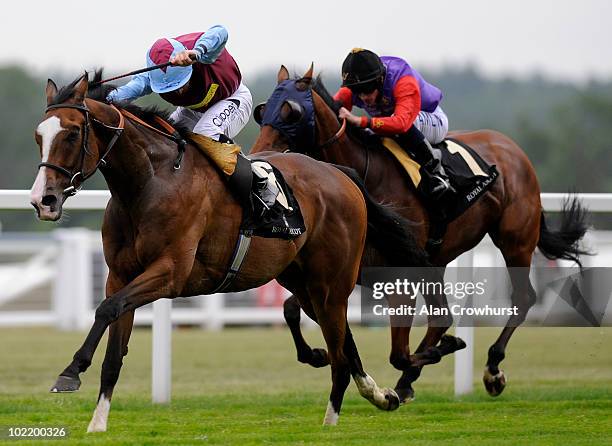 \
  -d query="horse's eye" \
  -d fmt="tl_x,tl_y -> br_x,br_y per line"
254,103 -> 266,126
67,128 -> 80,142
281,100 -> 303,124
